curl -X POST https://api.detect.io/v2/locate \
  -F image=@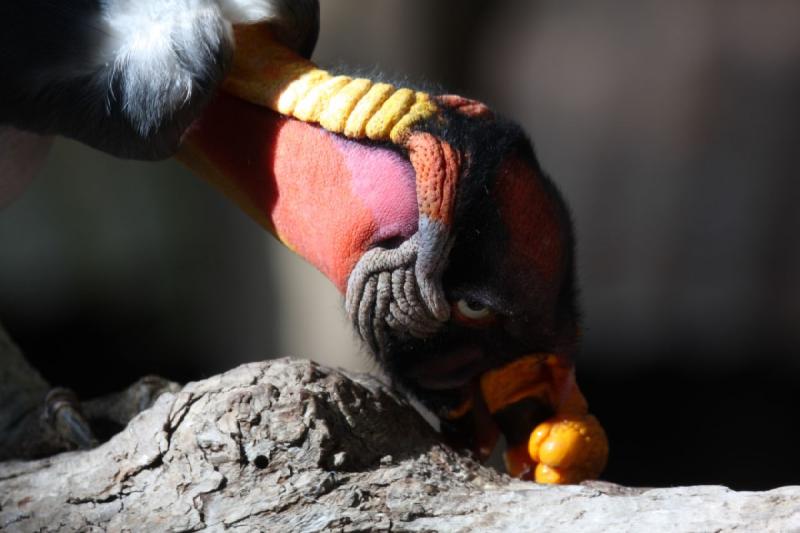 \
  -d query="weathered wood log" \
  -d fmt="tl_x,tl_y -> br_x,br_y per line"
1,358 -> 798,532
